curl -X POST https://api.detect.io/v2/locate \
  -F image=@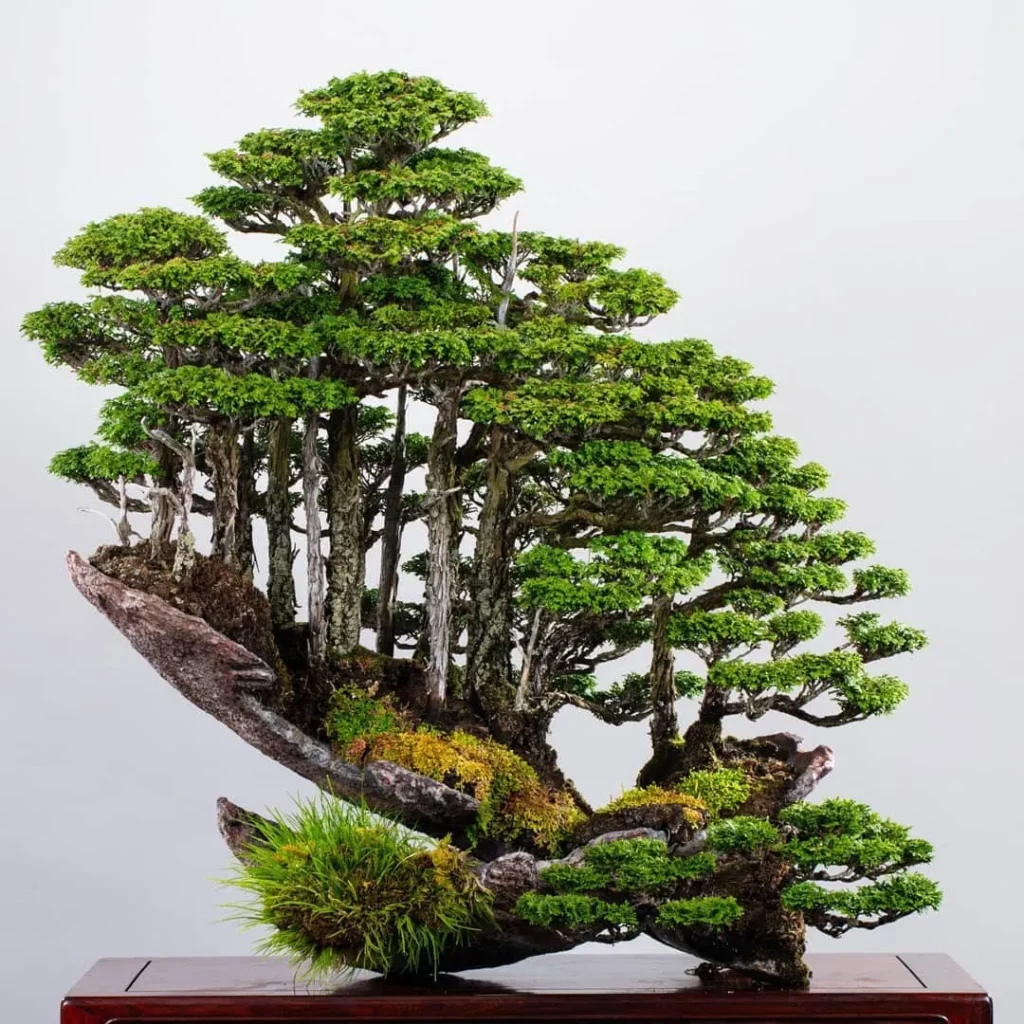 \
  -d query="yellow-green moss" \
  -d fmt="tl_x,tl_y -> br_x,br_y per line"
325,686 -> 403,752
357,728 -> 583,852
676,768 -> 752,817
599,786 -> 705,824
